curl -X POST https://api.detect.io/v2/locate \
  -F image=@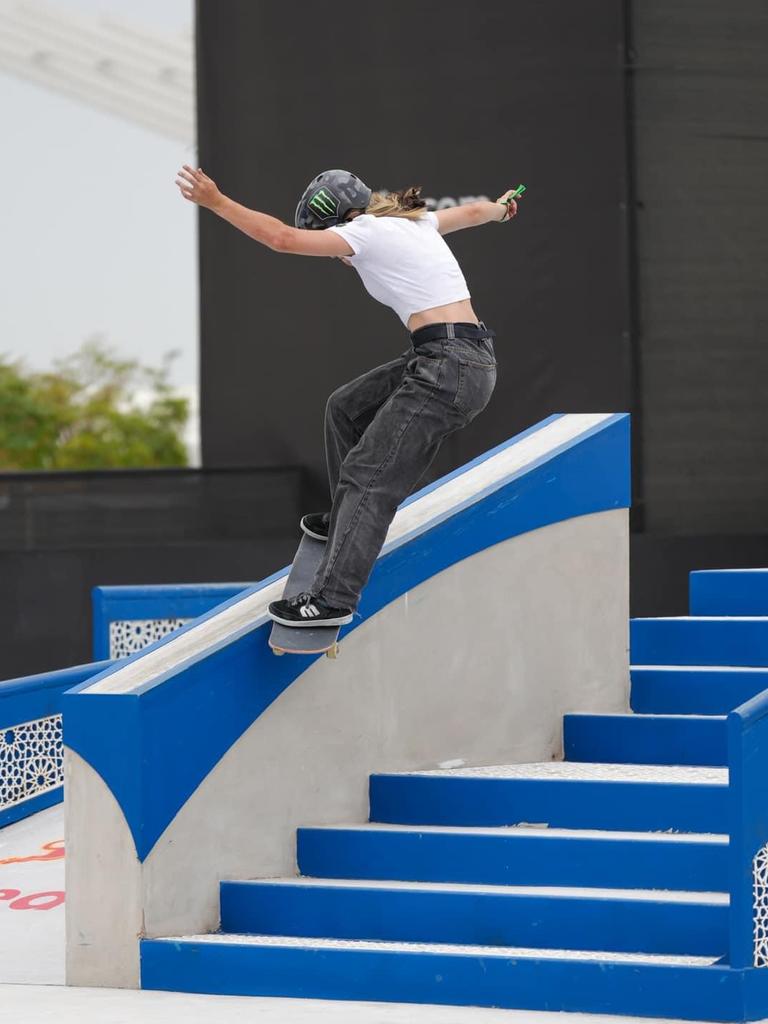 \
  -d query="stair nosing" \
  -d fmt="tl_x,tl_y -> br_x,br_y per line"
564,712 -> 727,721
390,762 -> 729,785
299,823 -> 728,843
222,876 -> 729,904
149,932 -> 721,967
633,615 -> 768,622
631,664 -> 768,673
